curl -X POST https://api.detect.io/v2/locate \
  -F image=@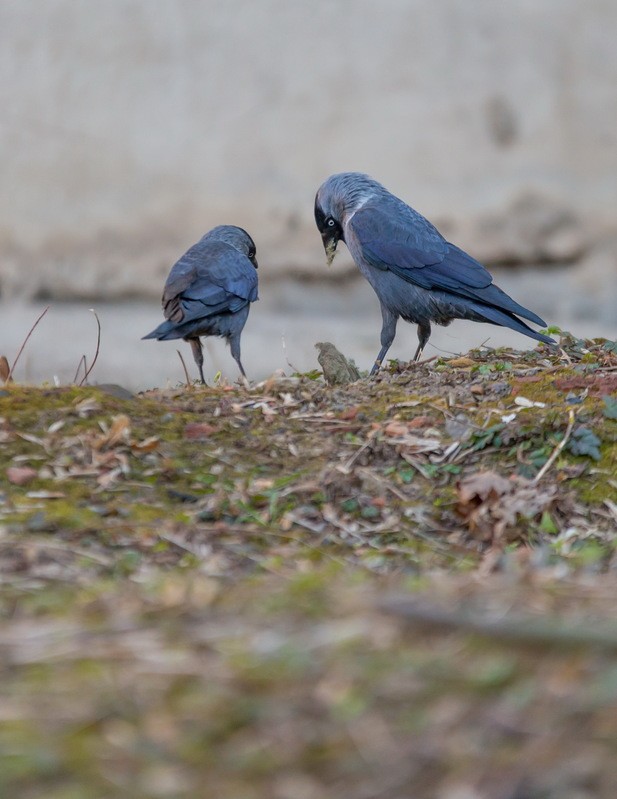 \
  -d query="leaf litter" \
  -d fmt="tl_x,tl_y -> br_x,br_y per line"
1,333 -> 617,797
